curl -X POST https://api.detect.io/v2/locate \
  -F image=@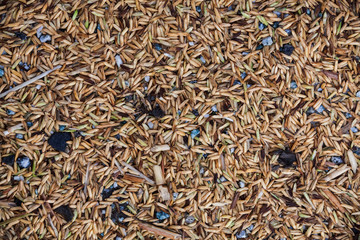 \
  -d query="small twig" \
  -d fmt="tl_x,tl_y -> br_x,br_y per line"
120,161 -> 155,185
322,189 -> 345,213
231,192 -> 240,209
3,123 -> 23,136
0,201 -> 16,208
83,162 -> 90,196
322,70 -> 338,80
138,222 -> 181,239
114,159 -> 124,175
0,65 -> 62,98
0,213 -> 33,227
48,214 -> 58,237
